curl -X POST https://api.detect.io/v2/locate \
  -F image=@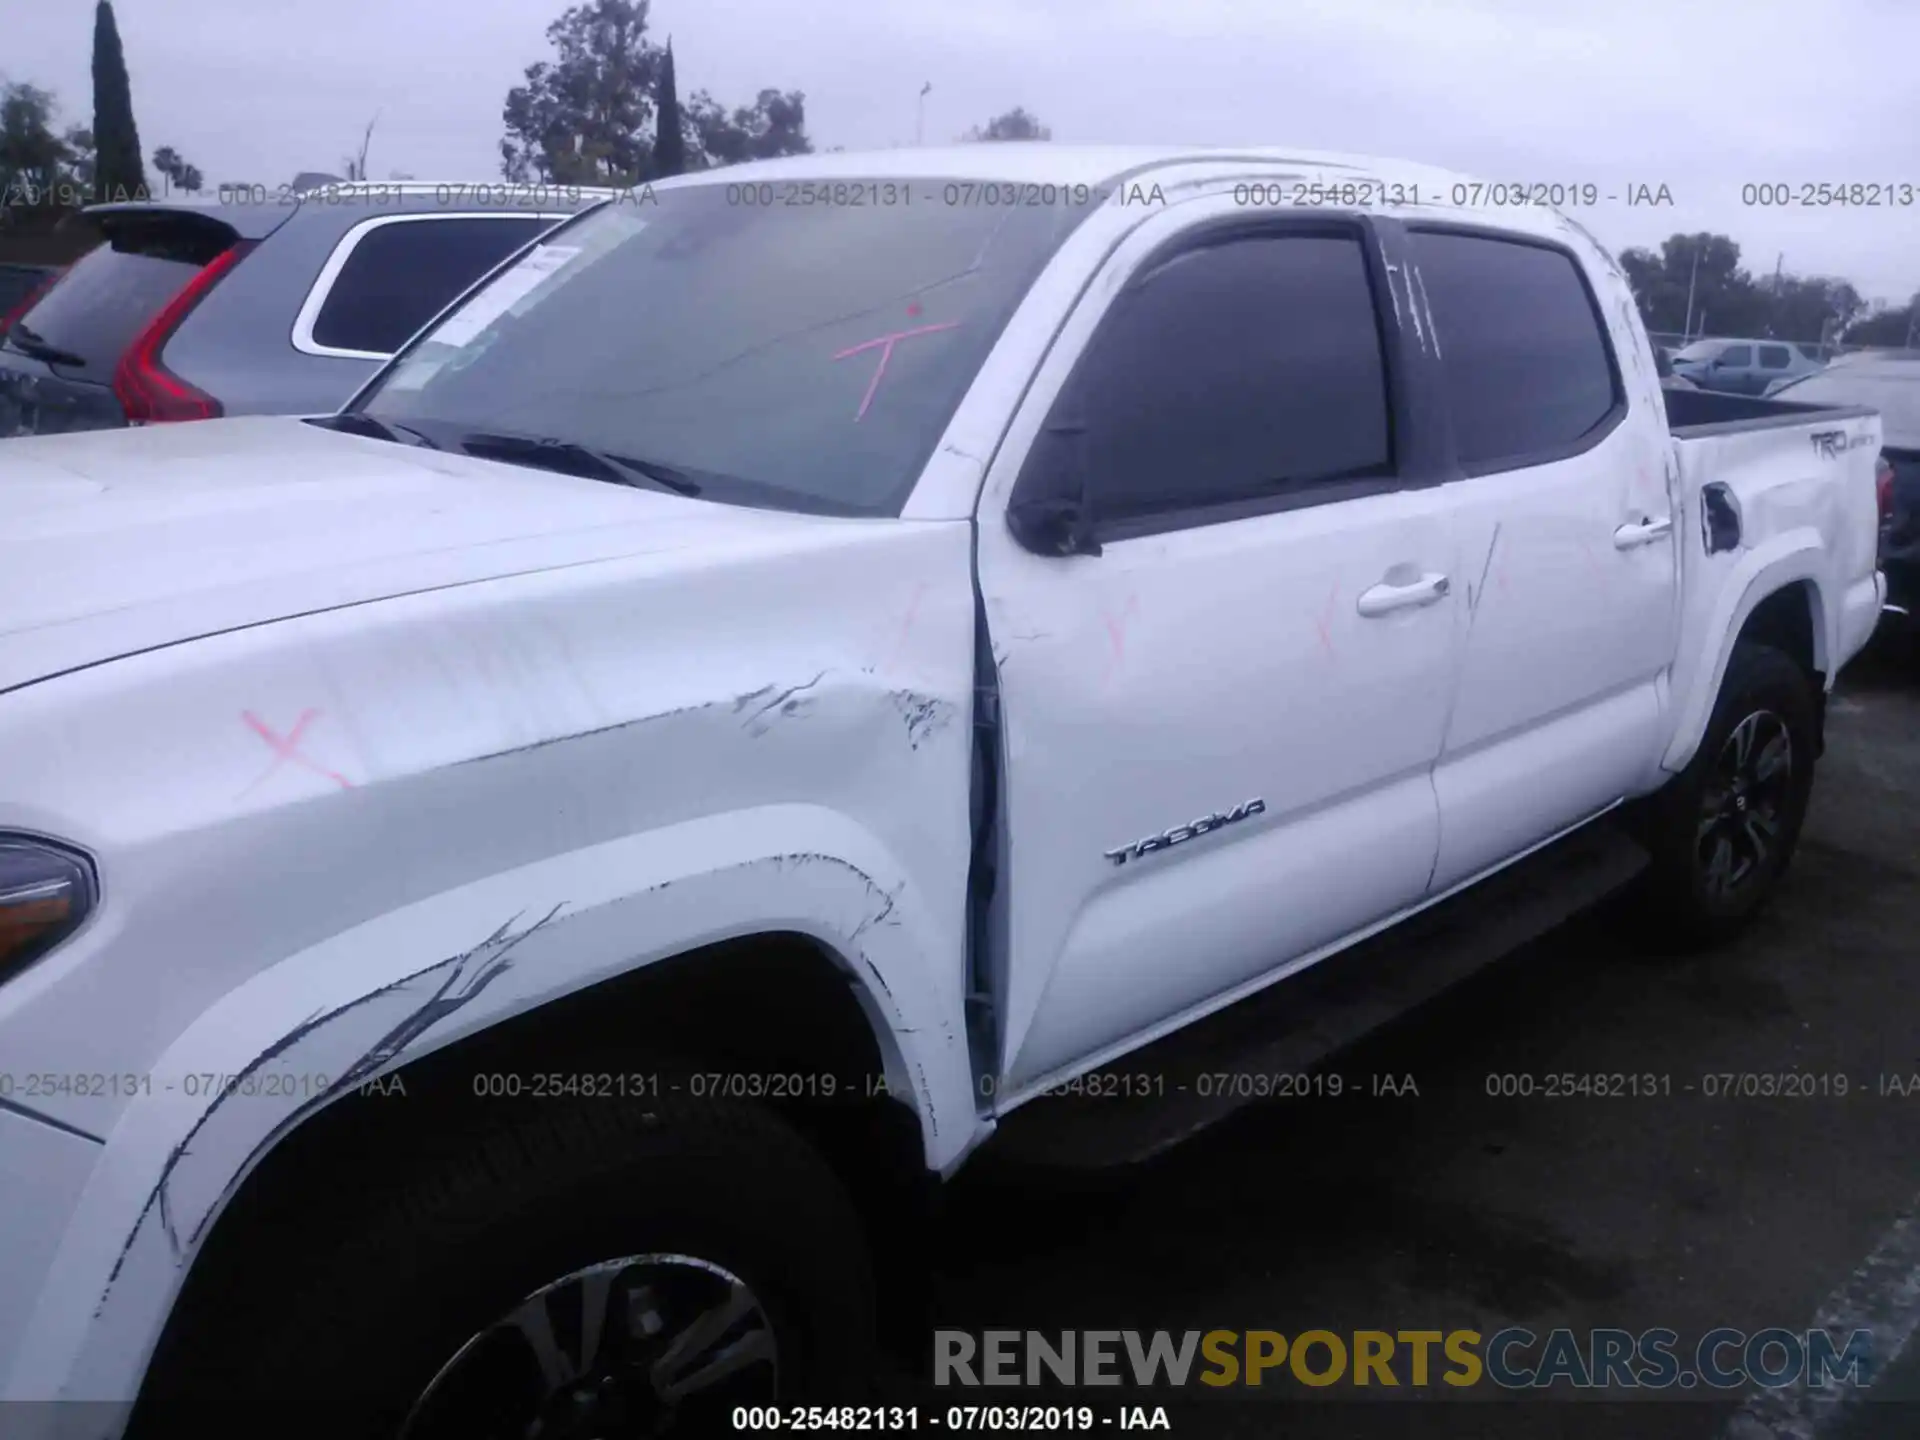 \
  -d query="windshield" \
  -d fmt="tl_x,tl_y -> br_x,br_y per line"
1771,367 -> 1920,442
1672,340 -> 1723,362
355,181 -> 1103,517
